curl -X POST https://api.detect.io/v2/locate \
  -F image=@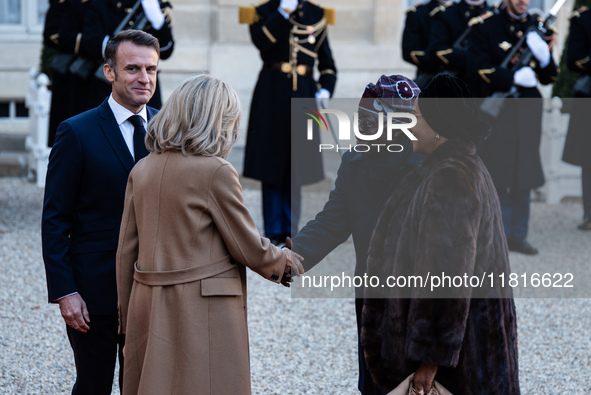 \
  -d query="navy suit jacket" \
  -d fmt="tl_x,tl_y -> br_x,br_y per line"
42,98 -> 157,315
291,146 -> 421,395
